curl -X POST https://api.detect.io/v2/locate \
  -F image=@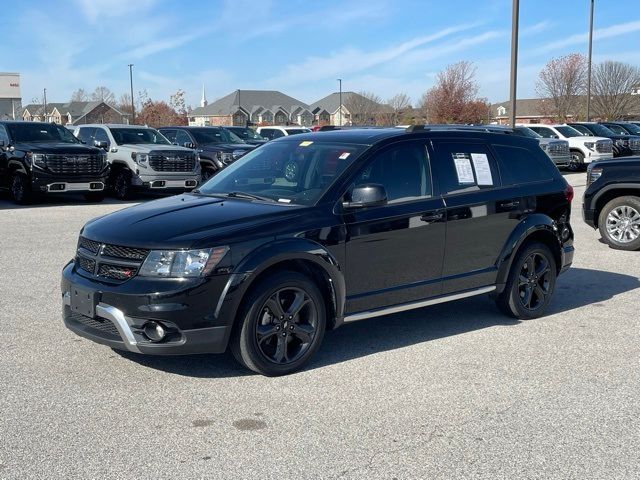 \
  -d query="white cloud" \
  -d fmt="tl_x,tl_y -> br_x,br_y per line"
521,20 -> 552,36
534,20 -> 640,54
74,0 -> 157,23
